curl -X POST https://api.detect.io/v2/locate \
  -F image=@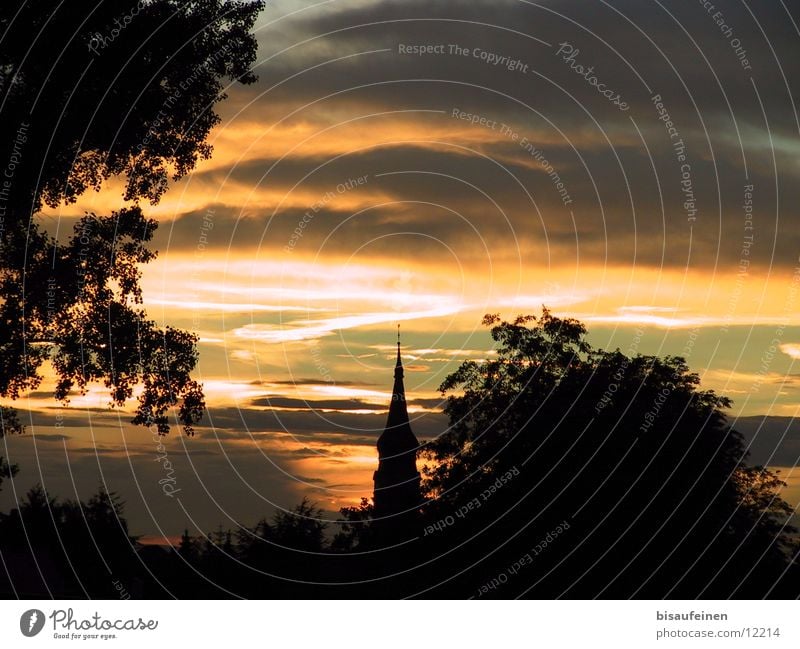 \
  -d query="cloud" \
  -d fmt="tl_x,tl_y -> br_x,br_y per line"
29,434 -> 71,442
43,0 -> 800,271
266,378 -> 366,386
732,416 -> 800,467
779,343 -> 800,360
250,396 -> 384,410
231,305 -> 465,343
290,474 -> 328,484
193,404 -> 447,441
